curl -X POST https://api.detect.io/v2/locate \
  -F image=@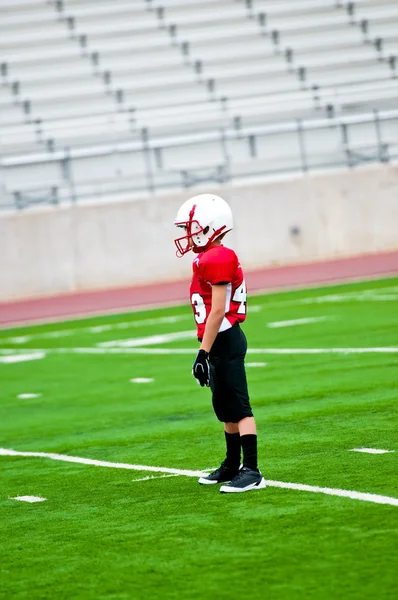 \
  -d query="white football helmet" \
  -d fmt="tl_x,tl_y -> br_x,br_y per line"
174,193 -> 233,257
